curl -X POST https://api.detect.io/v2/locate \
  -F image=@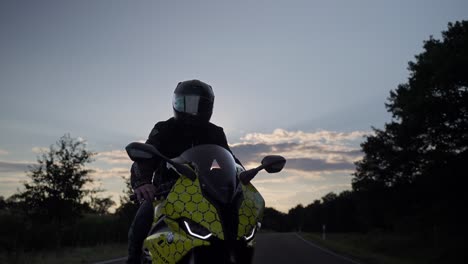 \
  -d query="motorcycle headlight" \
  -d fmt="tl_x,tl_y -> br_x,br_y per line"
244,226 -> 256,241
183,220 -> 213,240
